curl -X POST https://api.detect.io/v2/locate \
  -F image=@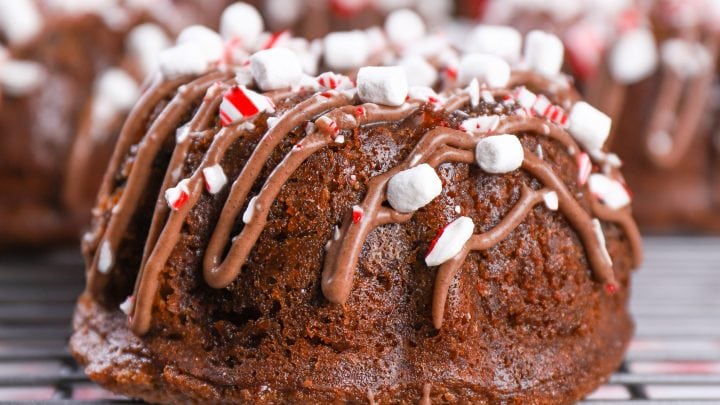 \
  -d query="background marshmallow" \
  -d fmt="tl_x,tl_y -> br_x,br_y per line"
0,0 -> 42,45
568,102 -> 611,152
158,43 -> 211,78
464,25 -> 522,63
475,134 -> 524,173
387,164 -> 443,213
250,47 -> 303,90
324,31 -> 370,70
524,30 -> 564,76
177,25 -> 224,63
0,60 -> 46,96
609,28 -> 658,84
220,2 -> 264,44
357,66 -> 408,106
127,23 -> 171,77
385,9 -> 426,48
458,53 -> 511,87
